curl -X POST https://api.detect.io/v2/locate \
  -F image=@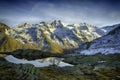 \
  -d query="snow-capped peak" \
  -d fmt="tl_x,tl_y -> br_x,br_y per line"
51,20 -> 67,27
